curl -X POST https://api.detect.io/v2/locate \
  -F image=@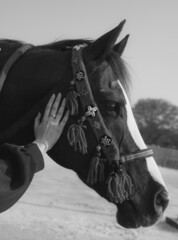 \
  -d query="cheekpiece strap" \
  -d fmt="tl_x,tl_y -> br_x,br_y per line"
71,44 -> 120,162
